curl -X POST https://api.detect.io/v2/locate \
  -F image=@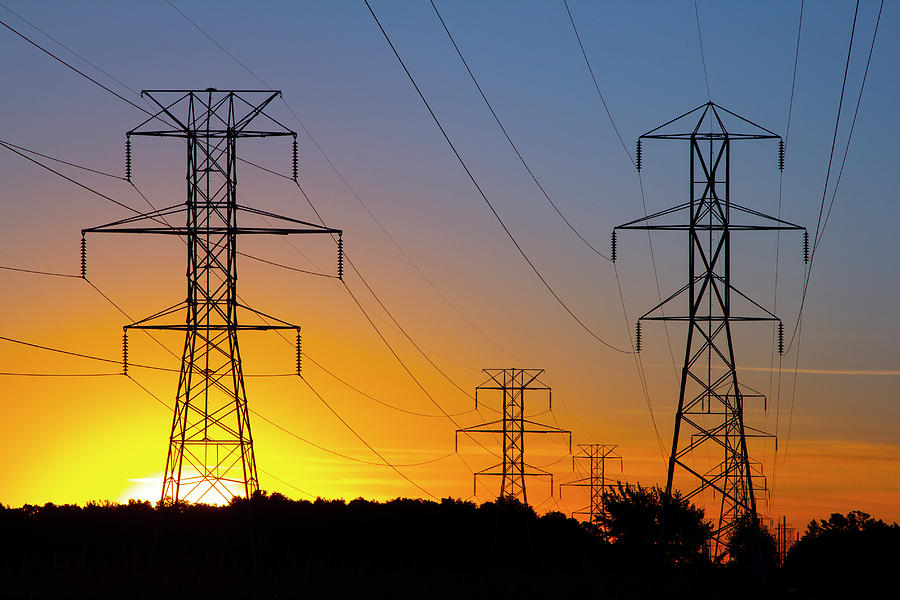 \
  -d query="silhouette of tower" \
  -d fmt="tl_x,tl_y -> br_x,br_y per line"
613,102 -> 806,561
456,369 -> 571,504
83,89 -> 340,504
560,443 -> 622,525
